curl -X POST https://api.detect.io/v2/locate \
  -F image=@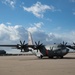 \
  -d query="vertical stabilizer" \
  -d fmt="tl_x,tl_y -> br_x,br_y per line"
28,32 -> 34,45
28,32 -> 43,57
